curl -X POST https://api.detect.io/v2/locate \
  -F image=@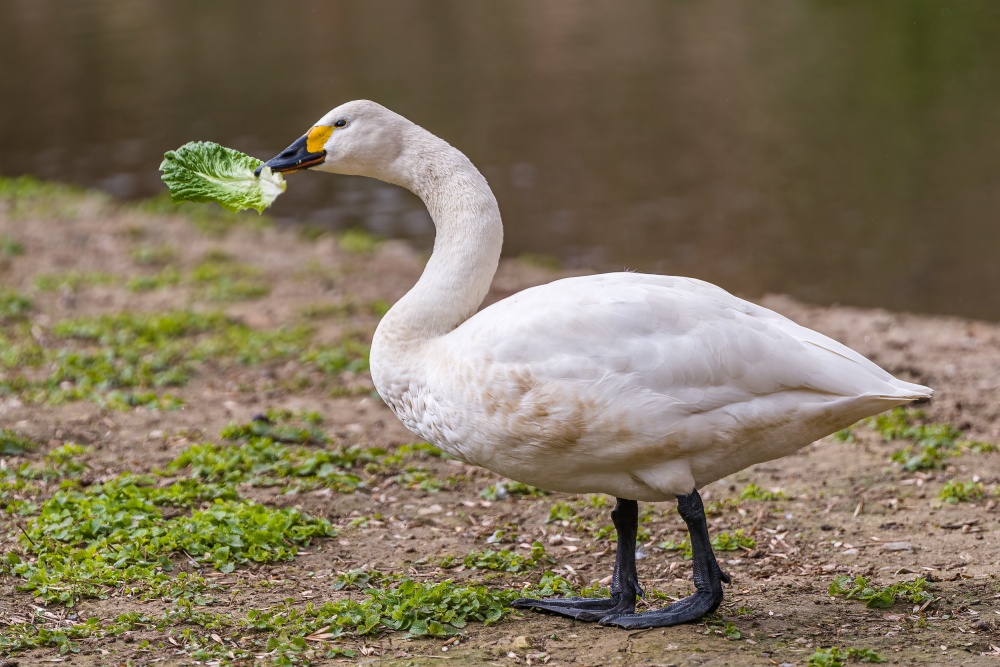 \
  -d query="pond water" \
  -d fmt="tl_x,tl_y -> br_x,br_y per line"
3,0 -> 1000,320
